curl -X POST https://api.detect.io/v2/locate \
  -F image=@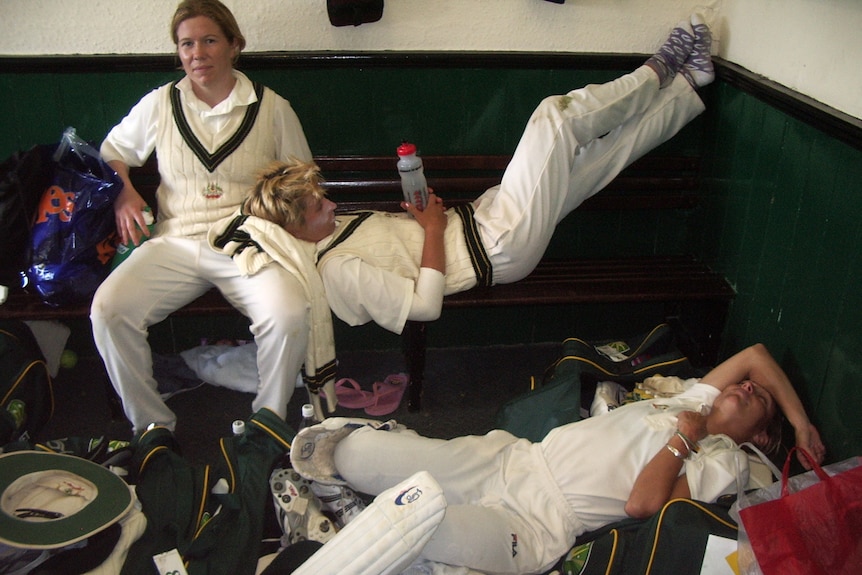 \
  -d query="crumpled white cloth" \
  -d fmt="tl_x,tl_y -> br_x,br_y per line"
85,489 -> 147,575
180,343 -> 260,394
